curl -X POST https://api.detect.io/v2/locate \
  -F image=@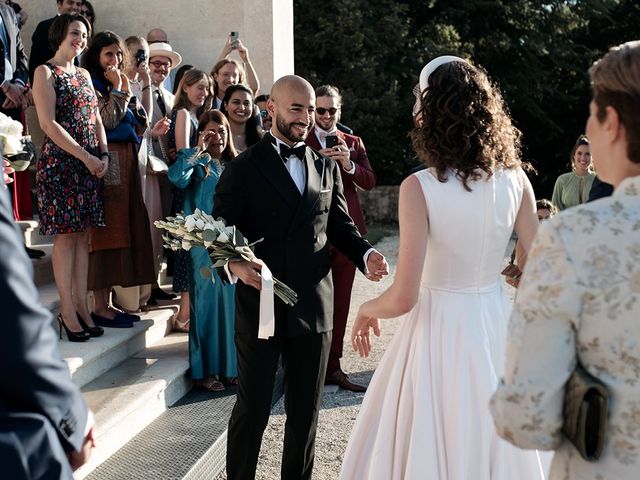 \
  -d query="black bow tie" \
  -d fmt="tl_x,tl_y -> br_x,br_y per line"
279,143 -> 306,162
